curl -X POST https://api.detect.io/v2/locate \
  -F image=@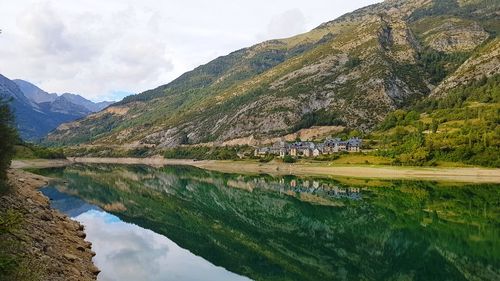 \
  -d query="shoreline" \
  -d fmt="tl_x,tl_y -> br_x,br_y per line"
12,157 -> 500,183
1,168 -> 99,280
